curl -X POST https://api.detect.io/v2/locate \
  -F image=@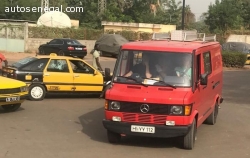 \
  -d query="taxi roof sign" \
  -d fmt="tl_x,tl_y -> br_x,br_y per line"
50,53 -> 57,56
